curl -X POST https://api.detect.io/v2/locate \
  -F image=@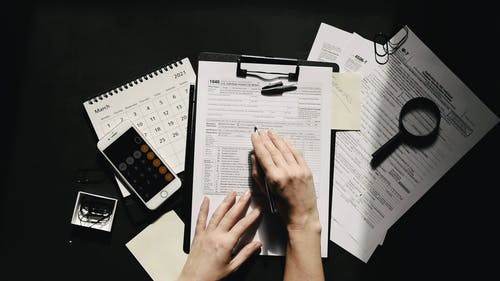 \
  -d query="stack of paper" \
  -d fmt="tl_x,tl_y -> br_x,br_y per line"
309,23 -> 498,262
